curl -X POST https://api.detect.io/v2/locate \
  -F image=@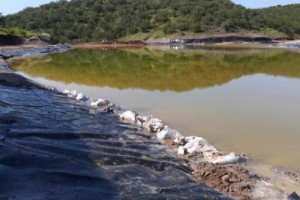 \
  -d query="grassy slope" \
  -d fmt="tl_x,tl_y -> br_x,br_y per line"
0,27 -> 37,37
120,29 -> 290,41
